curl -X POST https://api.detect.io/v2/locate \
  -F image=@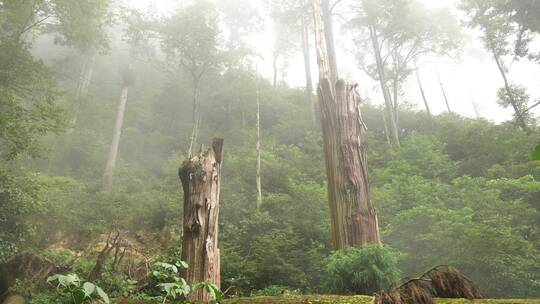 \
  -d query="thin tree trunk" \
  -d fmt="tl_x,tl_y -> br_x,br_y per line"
301,16 -> 317,126
471,98 -> 481,118
382,110 -> 391,145
490,49 -> 529,132
321,0 -> 338,85
102,85 -> 129,193
392,77 -> 399,131
415,68 -> 431,116
368,25 -> 400,147
179,138 -> 224,303
272,53 -> 278,88
72,52 -> 96,126
255,75 -> 262,209
312,0 -> 381,250
188,80 -> 201,157
437,72 -> 451,113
